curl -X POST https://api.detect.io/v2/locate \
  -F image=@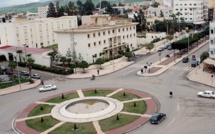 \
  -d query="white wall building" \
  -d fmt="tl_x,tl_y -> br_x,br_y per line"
209,21 -> 215,59
38,6 -> 49,18
146,32 -> 167,43
55,21 -> 138,64
173,0 -> 208,24
0,16 -> 78,48
26,12 -> 39,21
147,5 -> 173,20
